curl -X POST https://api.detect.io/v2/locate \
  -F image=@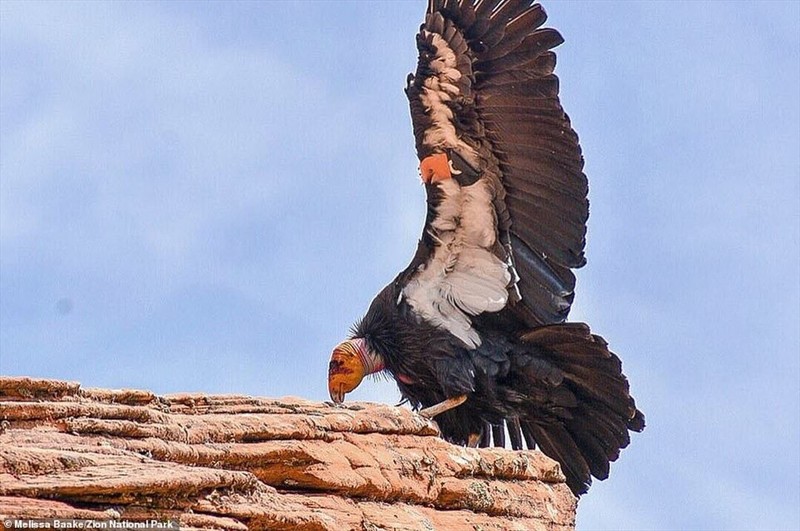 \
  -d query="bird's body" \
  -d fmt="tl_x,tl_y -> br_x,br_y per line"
328,0 -> 644,496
